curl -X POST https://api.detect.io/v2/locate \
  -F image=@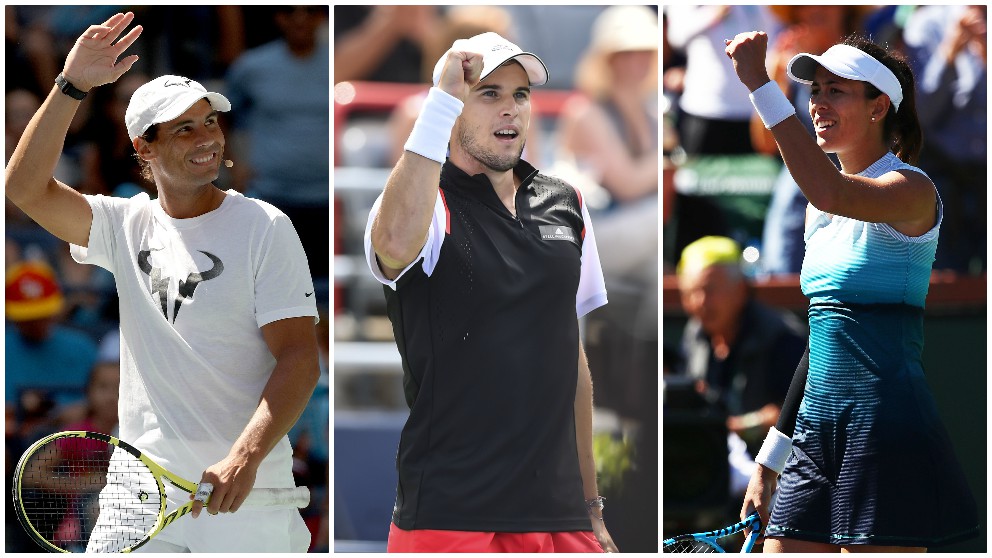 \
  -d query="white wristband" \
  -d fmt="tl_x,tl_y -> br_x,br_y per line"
749,81 -> 796,130
754,426 -> 793,475
404,87 -> 464,164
